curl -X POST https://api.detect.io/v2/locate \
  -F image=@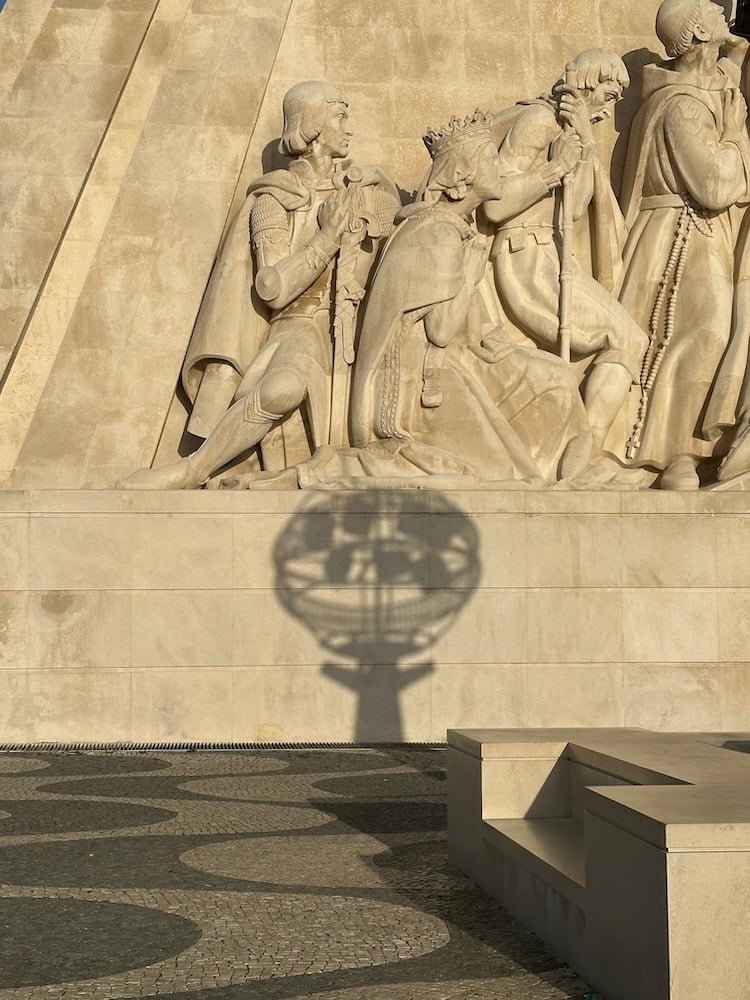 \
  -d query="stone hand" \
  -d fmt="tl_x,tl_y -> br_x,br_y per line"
319,186 -> 356,245
555,86 -> 595,147
722,87 -> 748,137
549,128 -> 583,179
